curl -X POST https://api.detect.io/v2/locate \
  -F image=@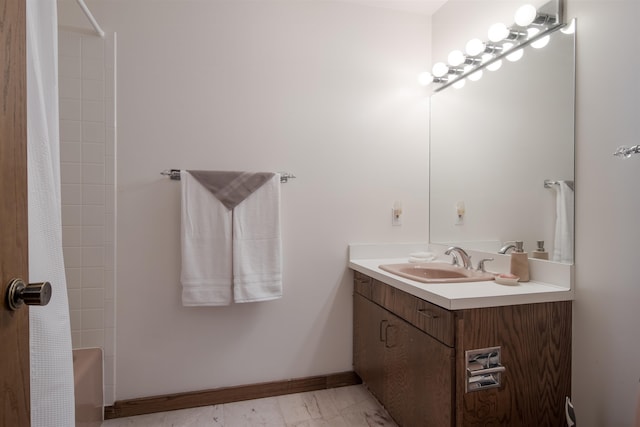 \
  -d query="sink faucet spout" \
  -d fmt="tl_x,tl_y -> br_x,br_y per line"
444,246 -> 472,269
